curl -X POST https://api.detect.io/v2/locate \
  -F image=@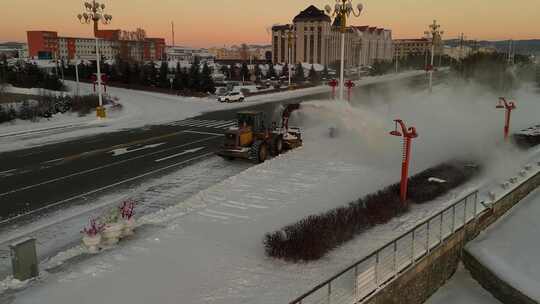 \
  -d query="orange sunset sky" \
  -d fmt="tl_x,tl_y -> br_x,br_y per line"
2,0 -> 539,47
